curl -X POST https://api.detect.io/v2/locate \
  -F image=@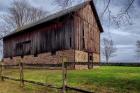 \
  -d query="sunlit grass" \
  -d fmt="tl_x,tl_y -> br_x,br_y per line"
1,66 -> 140,93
